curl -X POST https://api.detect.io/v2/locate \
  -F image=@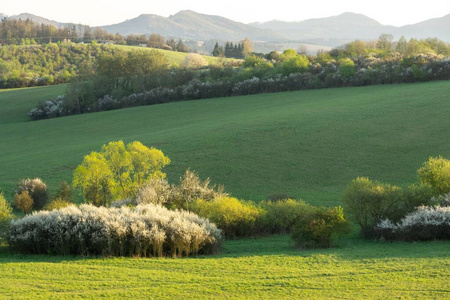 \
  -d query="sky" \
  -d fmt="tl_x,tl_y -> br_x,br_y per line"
2,0 -> 450,27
